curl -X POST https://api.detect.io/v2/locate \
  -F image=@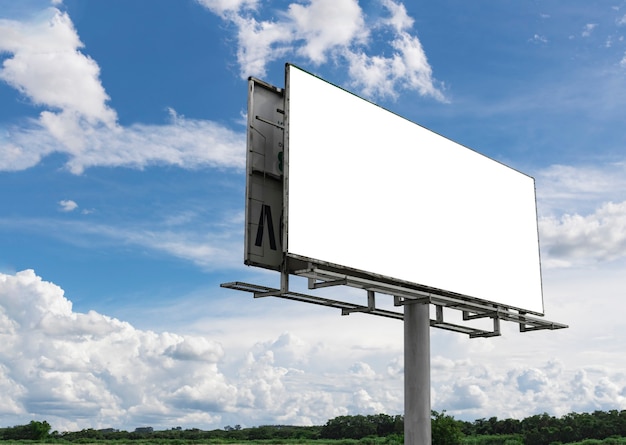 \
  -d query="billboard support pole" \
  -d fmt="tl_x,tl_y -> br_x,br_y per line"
404,301 -> 431,445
